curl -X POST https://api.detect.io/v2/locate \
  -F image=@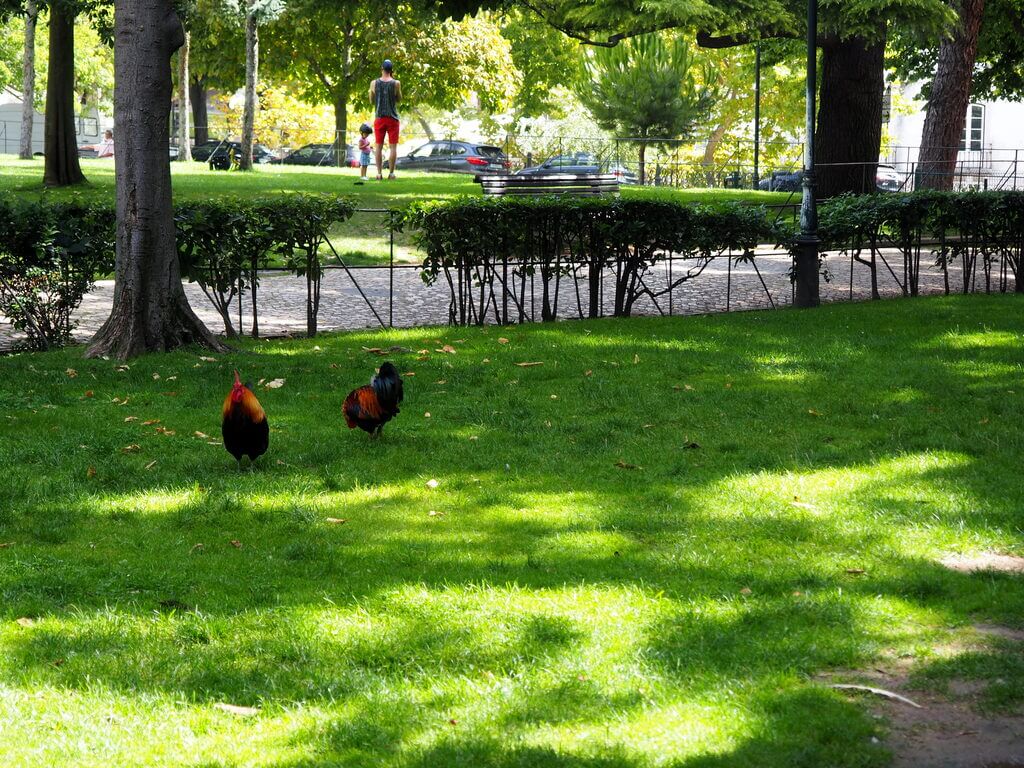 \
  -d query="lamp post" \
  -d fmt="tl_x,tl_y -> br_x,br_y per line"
753,42 -> 761,189
793,0 -> 820,307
